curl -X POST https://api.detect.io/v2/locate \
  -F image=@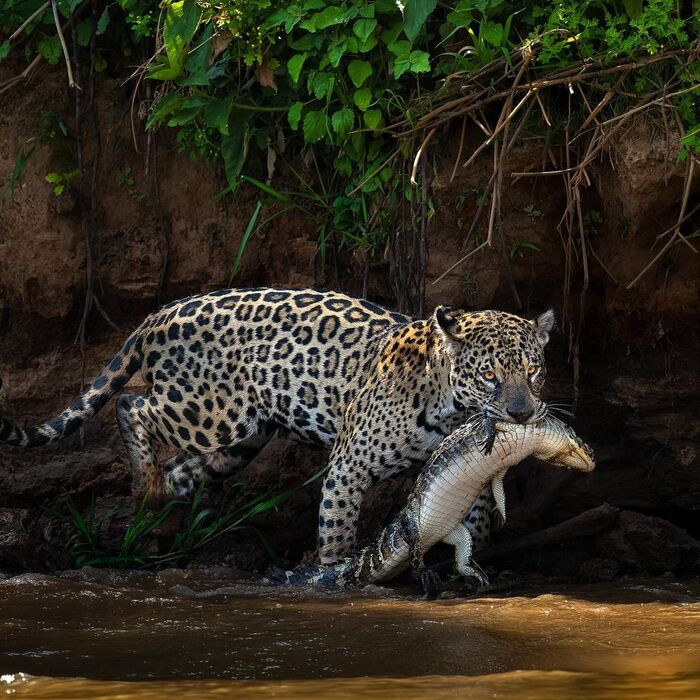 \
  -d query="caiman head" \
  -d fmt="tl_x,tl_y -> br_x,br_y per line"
533,419 -> 596,472
432,306 -> 556,425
